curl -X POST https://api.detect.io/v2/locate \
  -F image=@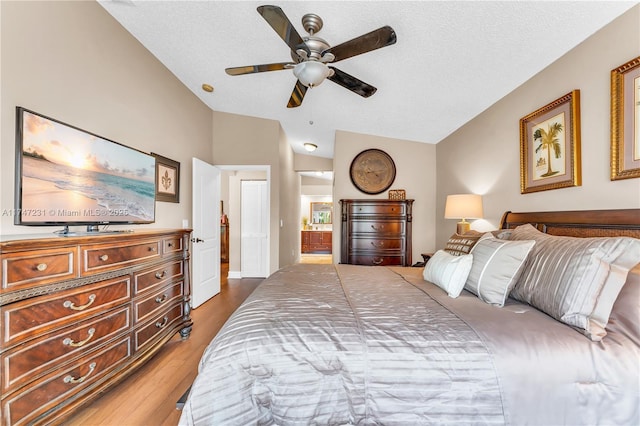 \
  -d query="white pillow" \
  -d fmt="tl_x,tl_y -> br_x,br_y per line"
464,237 -> 535,307
423,250 -> 473,298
